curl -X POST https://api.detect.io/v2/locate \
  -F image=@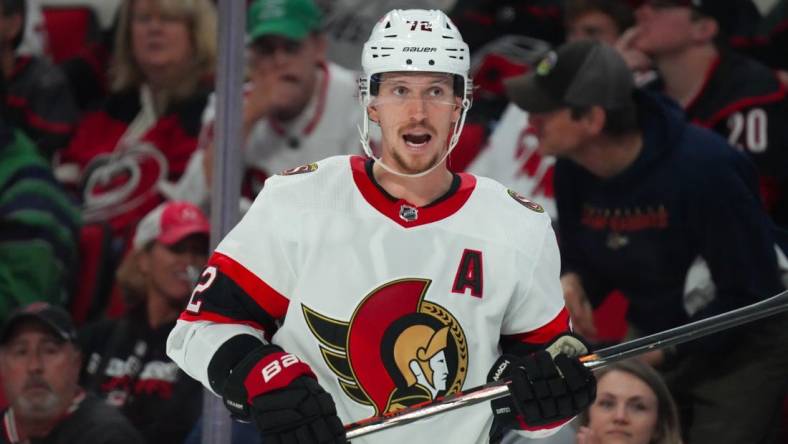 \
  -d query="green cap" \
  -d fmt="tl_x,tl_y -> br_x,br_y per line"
247,0 -> 322,42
